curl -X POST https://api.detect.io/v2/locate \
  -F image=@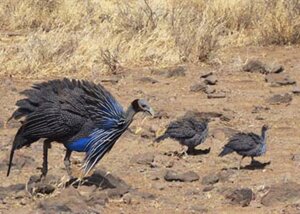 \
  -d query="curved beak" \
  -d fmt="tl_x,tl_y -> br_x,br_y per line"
146,107 -> 155,117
